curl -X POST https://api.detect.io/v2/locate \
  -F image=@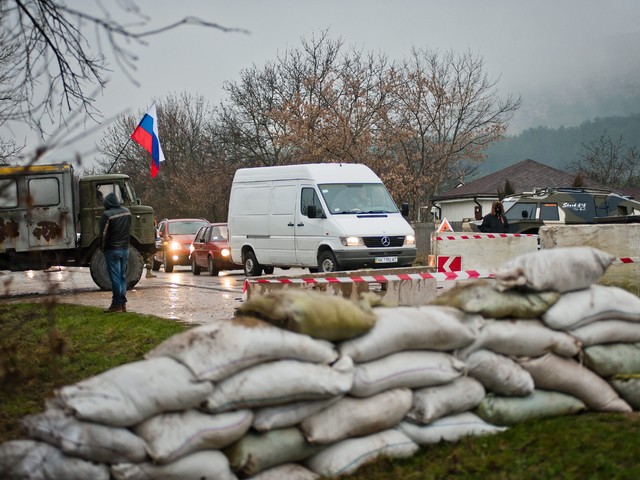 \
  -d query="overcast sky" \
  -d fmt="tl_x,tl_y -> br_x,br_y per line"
10,0 -> 640,168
